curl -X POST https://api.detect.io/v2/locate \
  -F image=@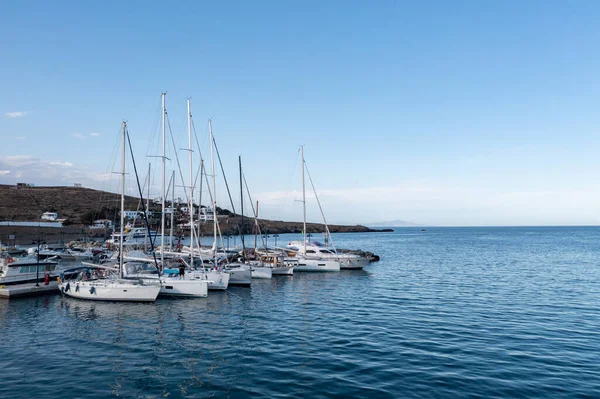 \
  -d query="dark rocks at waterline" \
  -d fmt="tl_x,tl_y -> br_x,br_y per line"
338,249 -> 380,262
